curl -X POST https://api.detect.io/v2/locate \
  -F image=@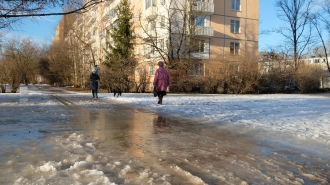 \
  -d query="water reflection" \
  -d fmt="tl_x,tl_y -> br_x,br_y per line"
154,116 -> 168,134
73,107 -> 158,158
70,104 -> 330,184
